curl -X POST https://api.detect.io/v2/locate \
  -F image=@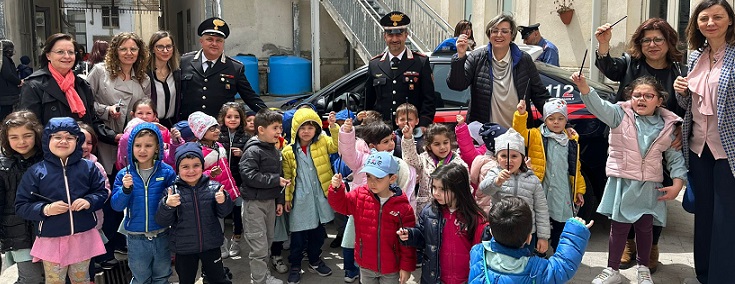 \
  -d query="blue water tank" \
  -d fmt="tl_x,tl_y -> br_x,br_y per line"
233,55 -> 260,98
268,56 -> 312,96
